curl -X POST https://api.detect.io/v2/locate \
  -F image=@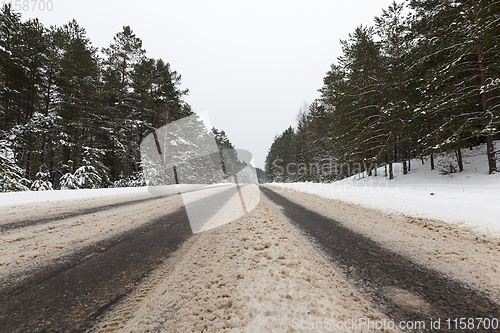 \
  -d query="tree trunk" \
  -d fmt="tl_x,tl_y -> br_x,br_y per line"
455,149 -> 463,172
29,70 -> 35,118
4,40 -> 10,120
473,5 -> 496,174
389,143 -> 394,180
486,135 -> 497,174
63,145 -> 69,173
384,154 -> 388,177
402,140 -> 407,175
26,152 -> 32,180
117,55 -> 127,120
16,95 -> 21,125
45,70 -> 52,116
394,136 -> 398,162
430,153 -> 435,170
